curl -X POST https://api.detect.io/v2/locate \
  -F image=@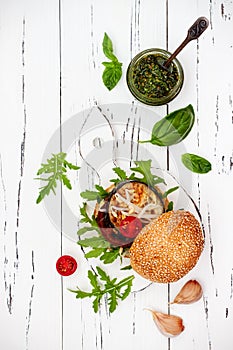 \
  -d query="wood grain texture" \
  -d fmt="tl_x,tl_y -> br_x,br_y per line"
0,0 -> 232,349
